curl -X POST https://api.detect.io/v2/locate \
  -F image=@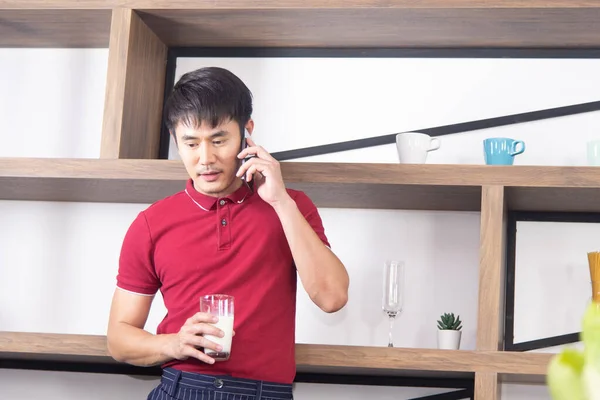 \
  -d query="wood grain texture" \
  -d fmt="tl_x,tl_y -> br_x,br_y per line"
2,1 -> 599,9
506,186 -> 600,213
3,2 -> 600,47
477,186 -> 507,352
474,372 -> 500,400
101,8 -> 167,159
0,332 -> 109,359
0,332 -> 553,379
4,159 -> 600,210
0,10 -> 111,47
137,7 -> 600,48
